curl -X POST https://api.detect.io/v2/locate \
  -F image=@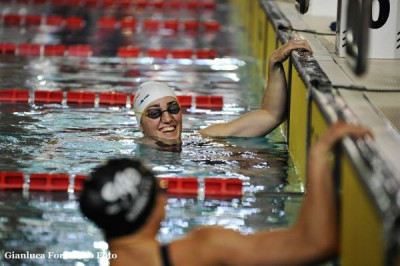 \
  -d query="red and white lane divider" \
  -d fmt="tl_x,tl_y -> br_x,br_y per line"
0,89 -> 224,109
1,14 -> 85,29
0,172 -> 243,198
0,171 -> 87,191
0,14 -> 221,33
118,47 -> 218,59
7,0 -> 216,10
161,177 -> 243,198
0,43 -> 218,59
